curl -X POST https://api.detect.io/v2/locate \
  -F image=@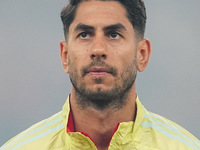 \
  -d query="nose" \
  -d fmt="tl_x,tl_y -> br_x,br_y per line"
90,36 -> 107,60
